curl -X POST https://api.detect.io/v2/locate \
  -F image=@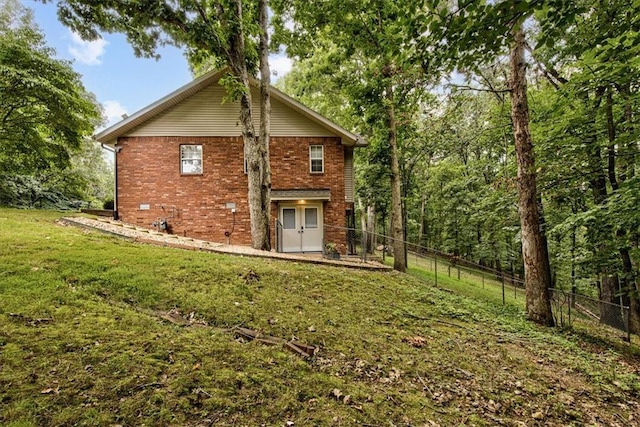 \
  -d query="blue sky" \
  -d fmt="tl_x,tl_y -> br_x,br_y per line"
24,1 -> 292,128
